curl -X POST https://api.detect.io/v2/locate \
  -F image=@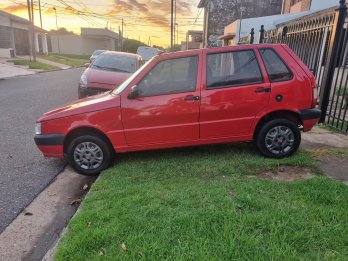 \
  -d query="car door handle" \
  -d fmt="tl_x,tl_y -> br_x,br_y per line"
184,95 -> 200,101
255,87 -> 271,93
